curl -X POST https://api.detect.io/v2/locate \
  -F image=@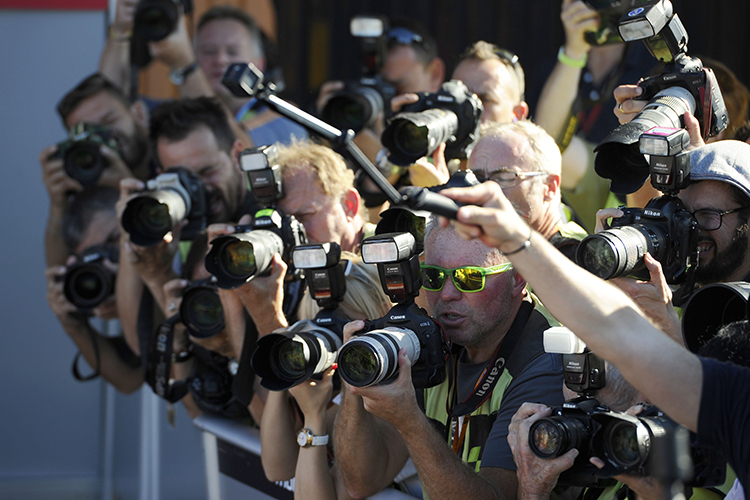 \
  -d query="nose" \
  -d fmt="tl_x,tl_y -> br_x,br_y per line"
439,274 -> 463,302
